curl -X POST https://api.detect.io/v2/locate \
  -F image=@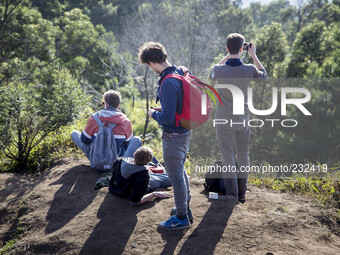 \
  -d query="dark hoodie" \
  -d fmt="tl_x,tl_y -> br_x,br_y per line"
109,157 -> 150,204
